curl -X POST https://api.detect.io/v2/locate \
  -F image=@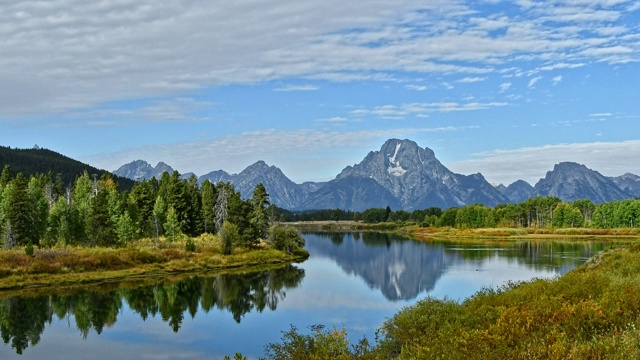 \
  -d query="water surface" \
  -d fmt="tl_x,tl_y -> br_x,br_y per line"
0,232 -> 614,359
